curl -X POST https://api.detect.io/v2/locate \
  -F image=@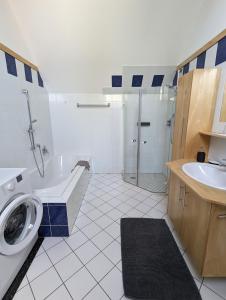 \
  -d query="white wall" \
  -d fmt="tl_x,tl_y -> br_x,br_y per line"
49,94 -> 123,173
178,0 -> 226,64
0,0 -> 35,63
0,52 -> 53,169
10,0 -> 205,93
0,2 -> 53,170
